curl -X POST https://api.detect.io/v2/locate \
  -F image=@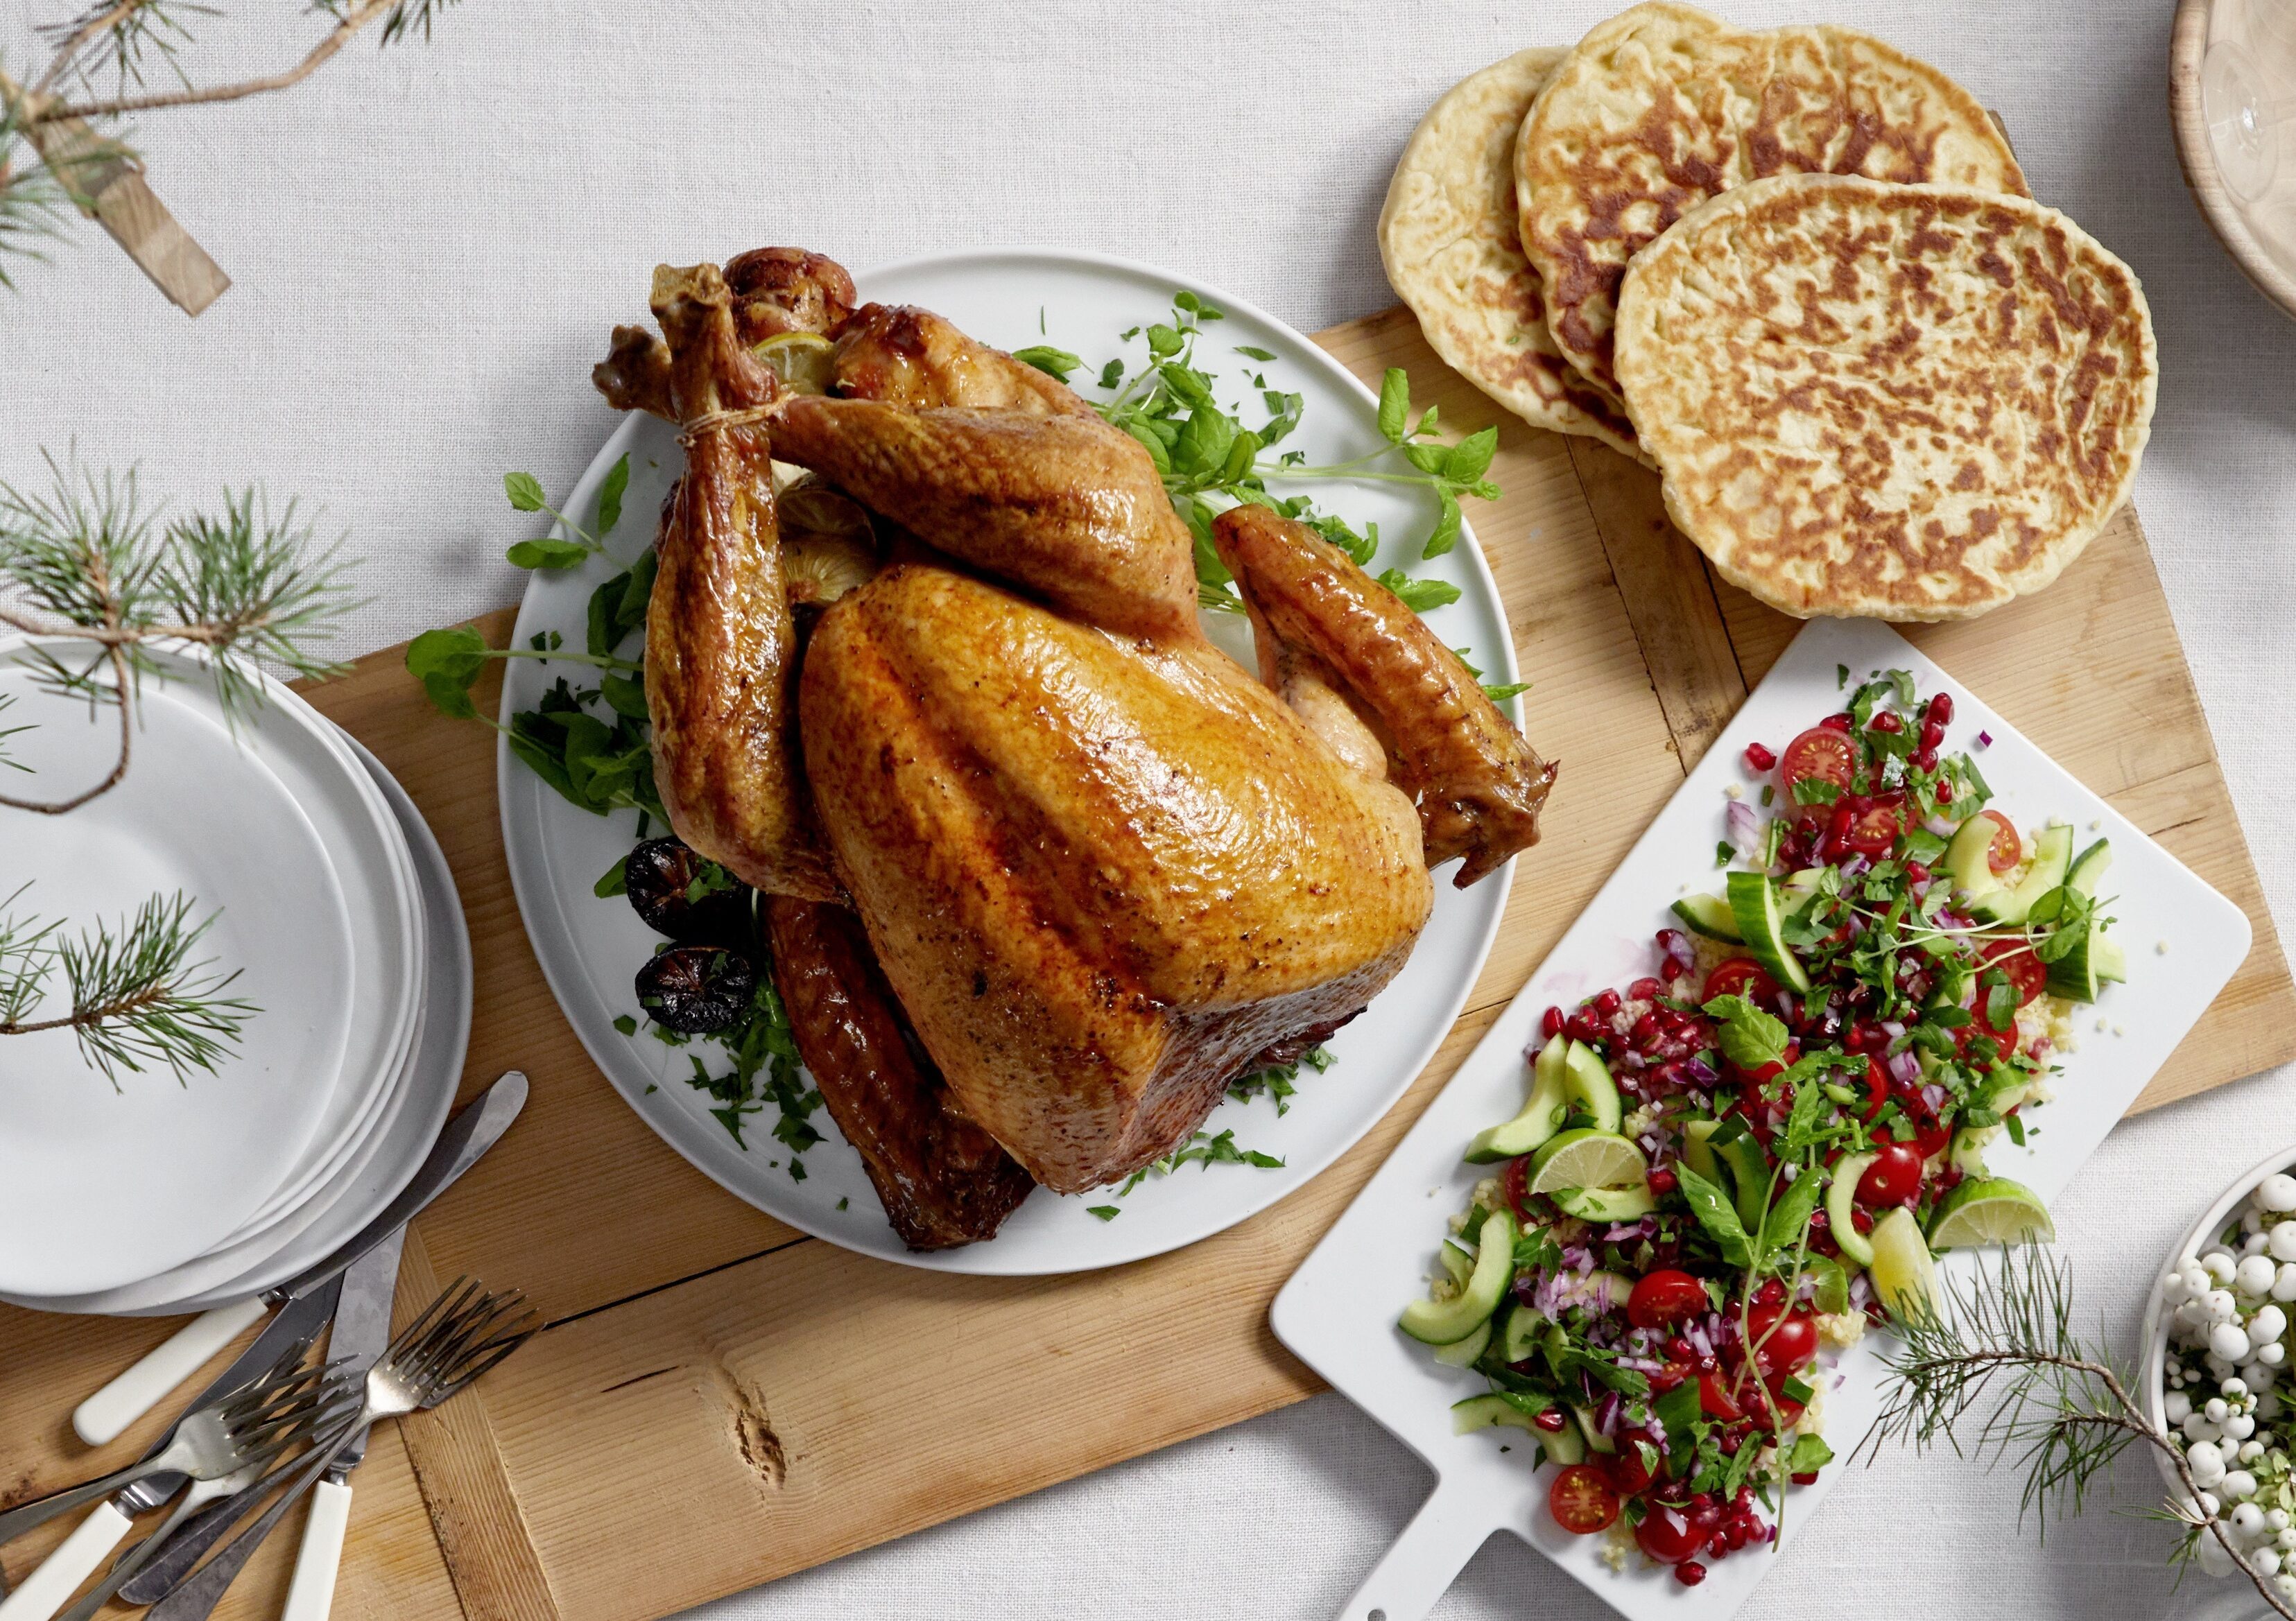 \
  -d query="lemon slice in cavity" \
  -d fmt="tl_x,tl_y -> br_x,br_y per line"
753,331 -> 836,396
